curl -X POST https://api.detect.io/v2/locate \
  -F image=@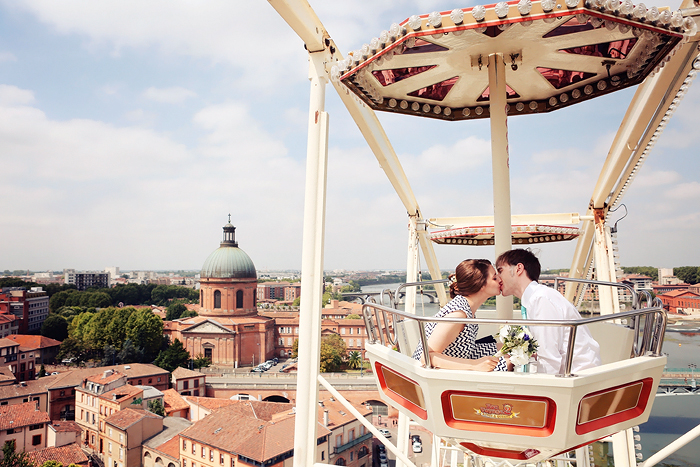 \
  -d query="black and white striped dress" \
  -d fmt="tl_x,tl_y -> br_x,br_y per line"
413,295 -> 508,371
